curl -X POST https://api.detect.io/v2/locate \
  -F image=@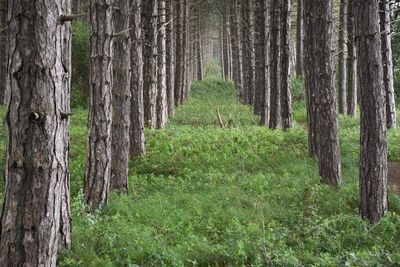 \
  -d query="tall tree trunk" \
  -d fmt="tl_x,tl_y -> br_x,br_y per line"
143,0 -> 158,127
280,0 -> 292,129
355,0 -> 388,223
0,0 -> 72,264
196,4 -> 204,81
230,0 -> 242,94
111,0 -> 131,193
315,0 -> 342,185
220,16 -> 225,80
157,0 -> 168,128
180,0 -> 188,104
269,0 -> 282,129
295,0 -> 304,77
380,0 -> 397,128
130,0 -> 145,158
249,0 -> 256,105
166,0 -> 175,116
338,0 -> 347,114
222,7 -> 230,80
0,0 -> 7,105
347,0 -> 357,117
174,0 -> 182,106
253,0 -> 263,115
304,0 -> 319,157
84,0 -> 114,208
260,0 -> 270,126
